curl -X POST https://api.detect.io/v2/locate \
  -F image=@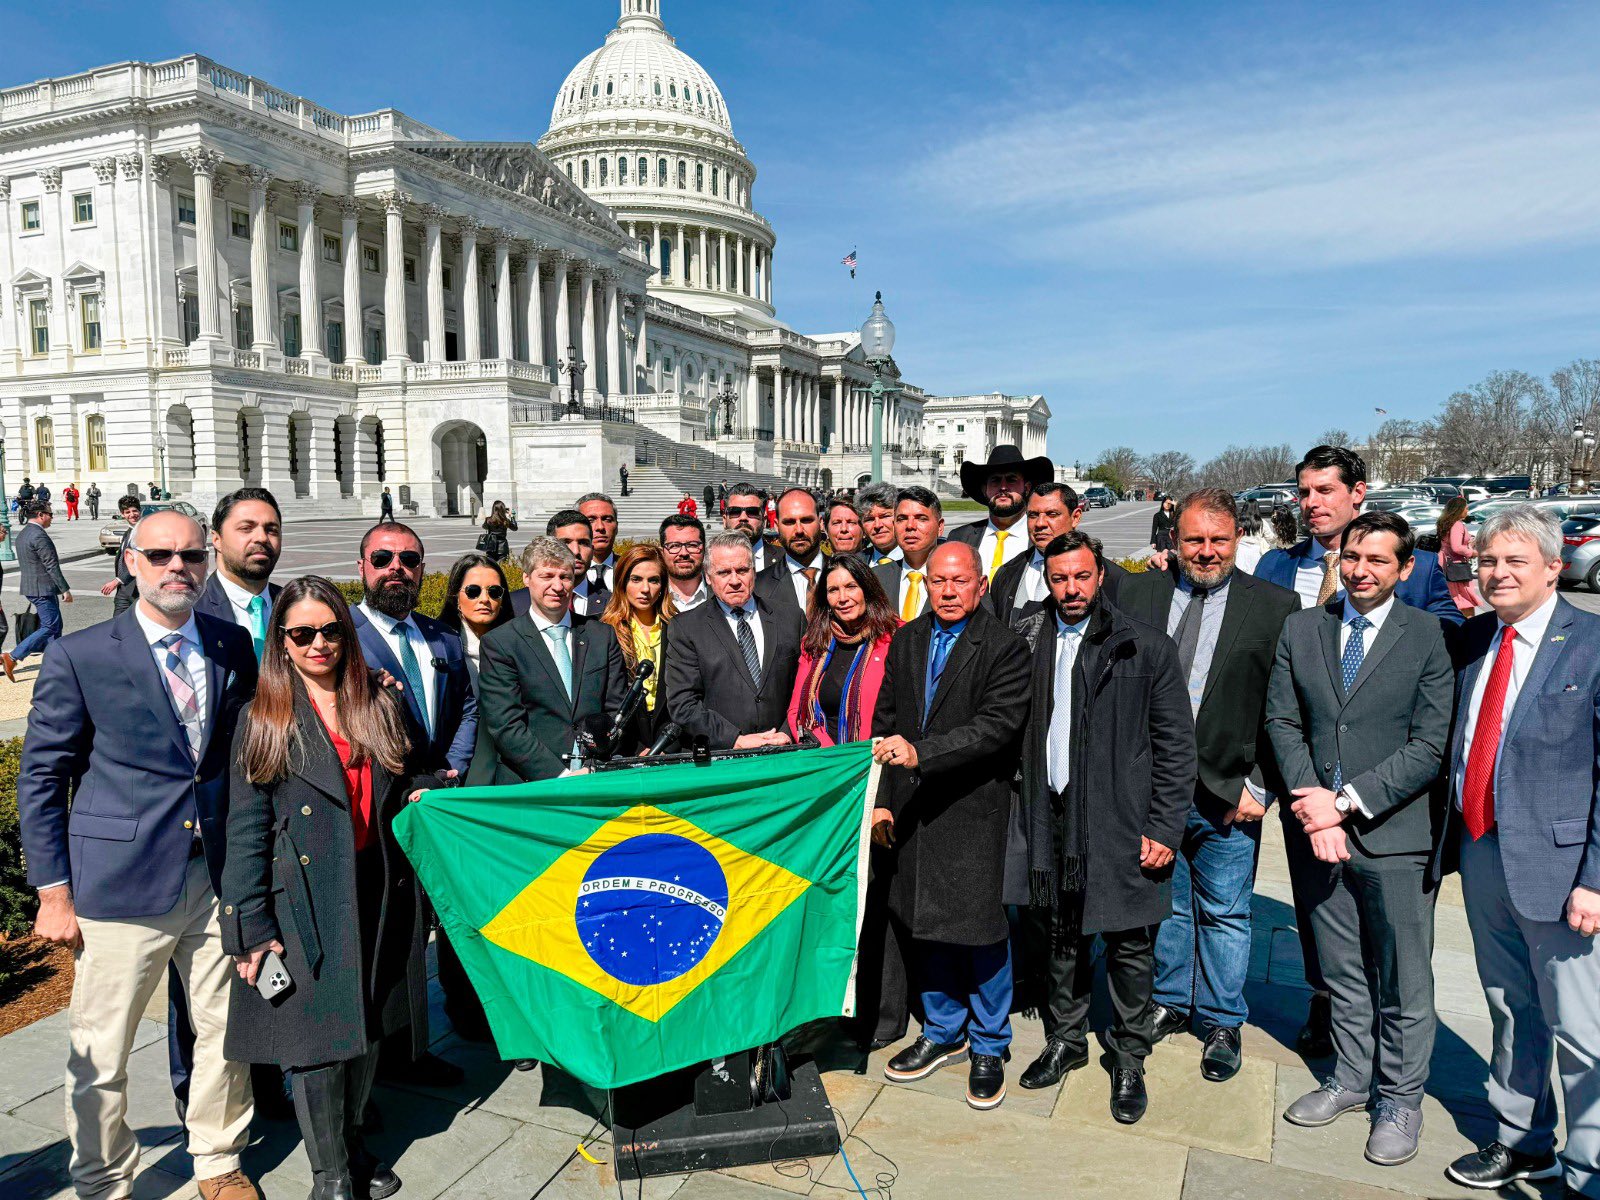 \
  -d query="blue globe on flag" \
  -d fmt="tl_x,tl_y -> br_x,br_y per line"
576,833 -> 729,987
